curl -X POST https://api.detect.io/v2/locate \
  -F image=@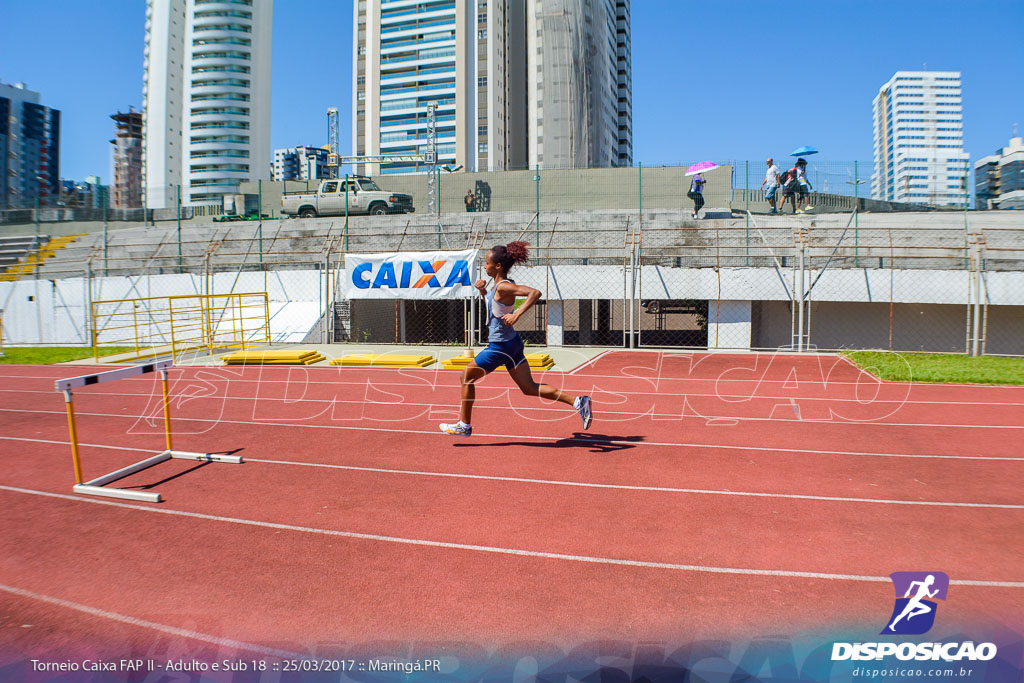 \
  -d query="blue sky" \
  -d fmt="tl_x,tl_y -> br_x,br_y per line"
1,0 -> 1021,182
